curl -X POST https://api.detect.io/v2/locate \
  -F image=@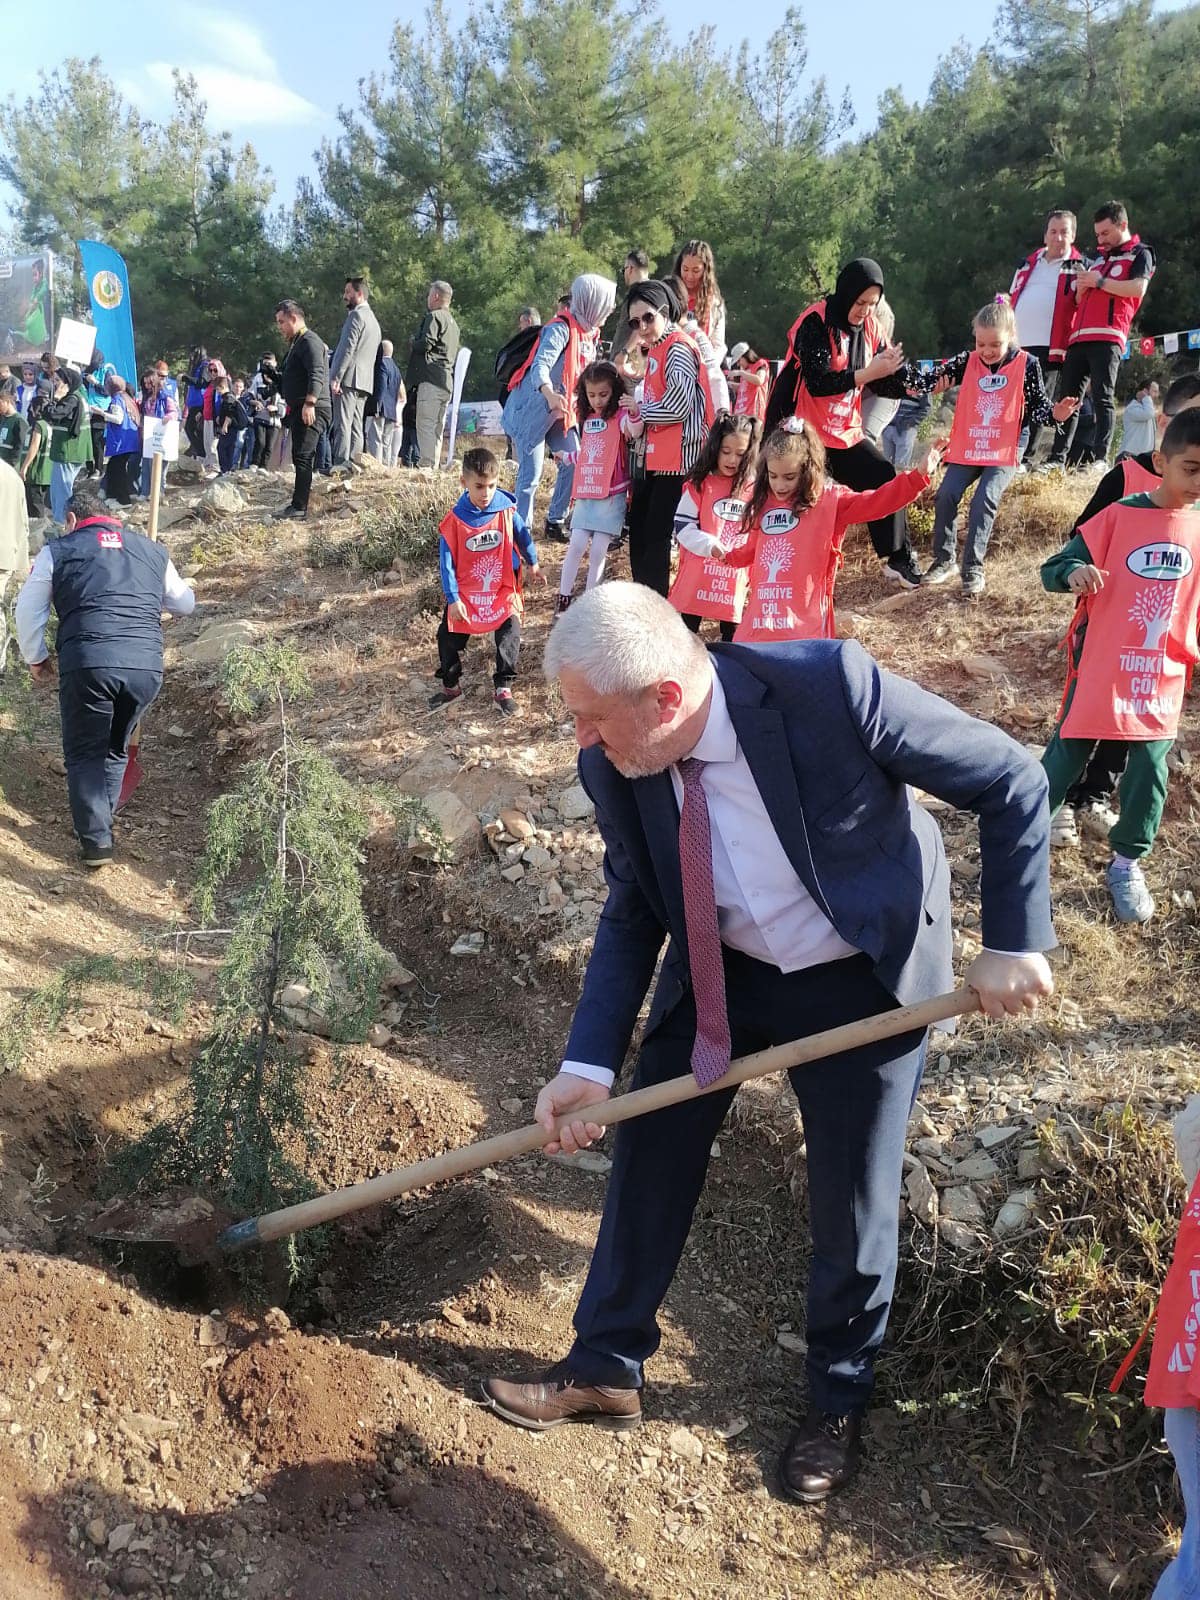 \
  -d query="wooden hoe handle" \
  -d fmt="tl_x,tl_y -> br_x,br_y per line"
219,987 -> 977,1252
